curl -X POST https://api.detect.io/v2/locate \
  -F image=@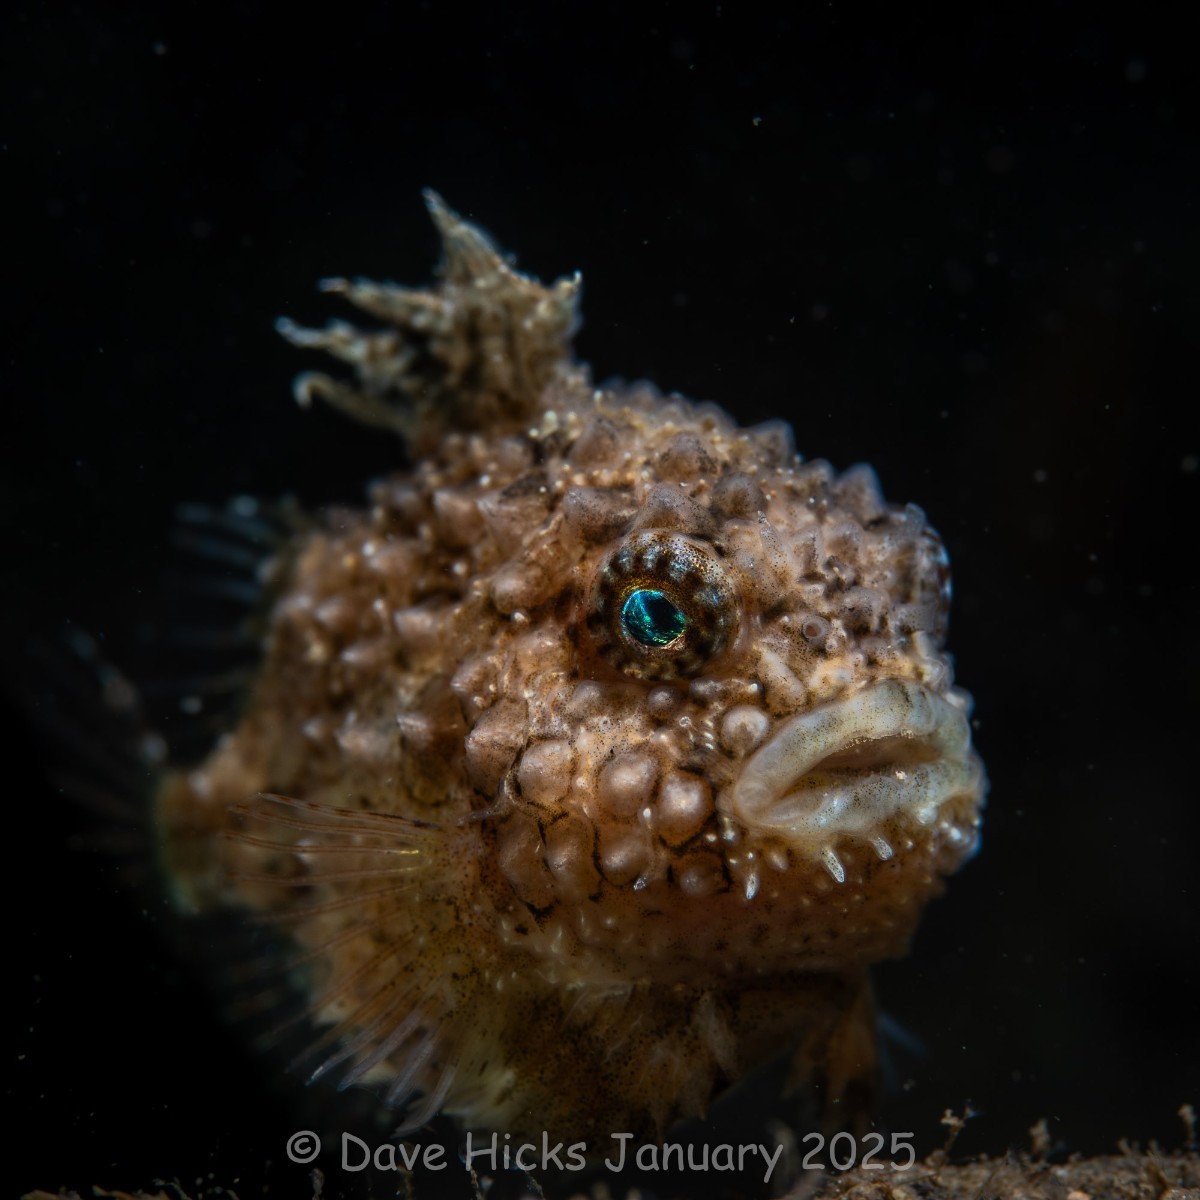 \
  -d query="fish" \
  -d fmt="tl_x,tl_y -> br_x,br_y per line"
152,192 -> 985,1147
